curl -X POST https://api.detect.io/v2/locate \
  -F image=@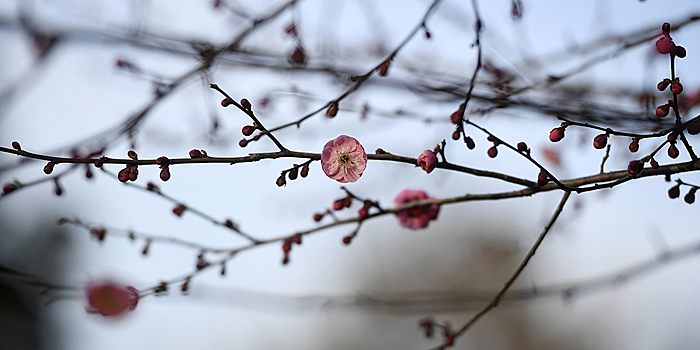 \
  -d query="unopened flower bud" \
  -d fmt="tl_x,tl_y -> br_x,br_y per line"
242,125 -> 254,136
549,127 -> 565,142
173,205 -> 186,217
537,169 -> 549,186
685,188 -> 697,204
127,150 -> 138,160
517,142 -> 528,153
668,184 -> 680,198
670,81 -> 683,94
668,144 -> 680,159
358,208 -> 368,219
333,199 -> 343,211
378,59 -> 390,76
221,98 -> 234,107
189,149 -> 203,158
241,98 -> 252,110
290,46 -> 306,66
239,138 -> 249,148
656,104 -> 670,117
288,167 -> 298,180
118,167 -> 130,182
650,158 -> 659,169
629,138 -> 639,153
94,157 -> 106,168
3,183 -> 19,194
662,22 -> 671,36
657,79 -> 671,91
11,141 -> 21,151
627,160 -> 644,175
450,111 -> 462,124
674,46 -> 686,58
656,36 -> 675,54
465,136 -> 475,150
326,102 -> 338,118
593,133 -> 608,149
276,174 -> 286,187
160,167 -> 171,182
313,213 -> 323,222
487,146 -> 498,158
44,161 -> 55,174
452,130 -> 460,140
128,167 -> 138,181
342,236 -> 352,245
300,164 -> 309,178
156,156 -> 170,167
688,119 -> 700,135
